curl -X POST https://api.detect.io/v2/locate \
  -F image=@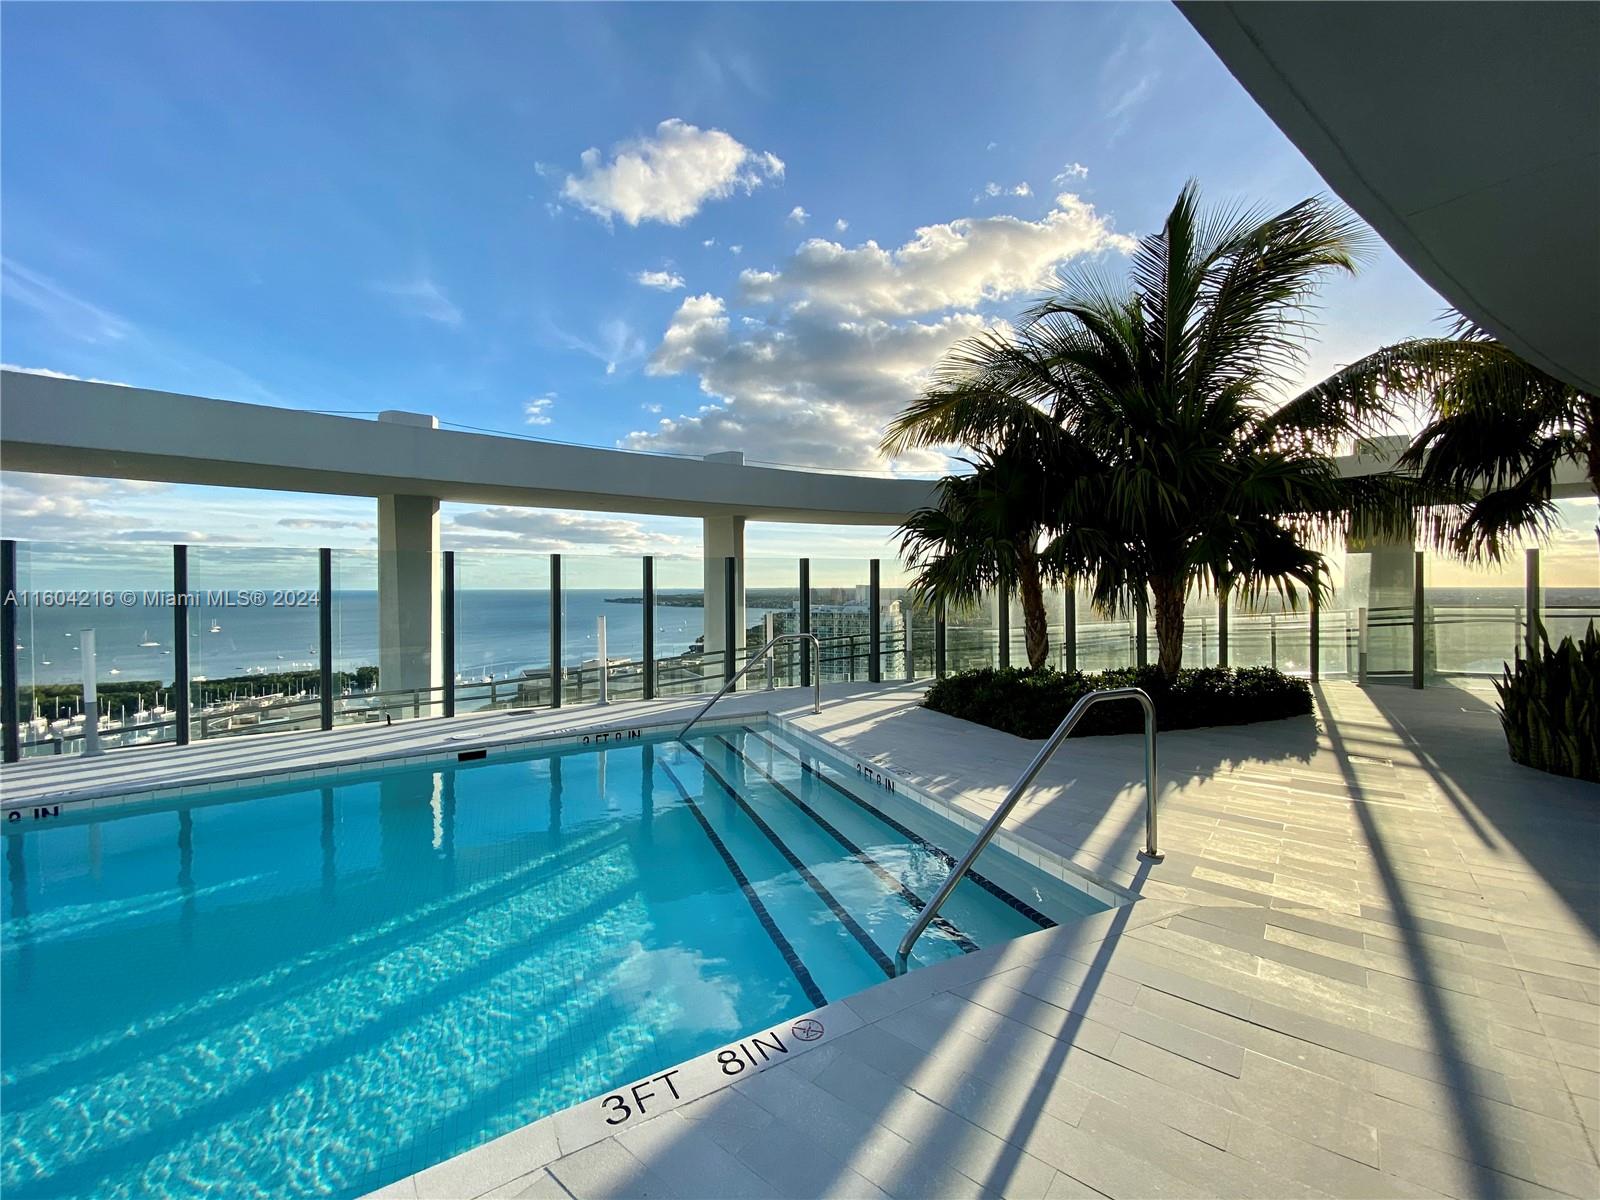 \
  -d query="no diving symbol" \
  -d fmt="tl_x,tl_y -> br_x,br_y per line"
790,1018 -> 824,1042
